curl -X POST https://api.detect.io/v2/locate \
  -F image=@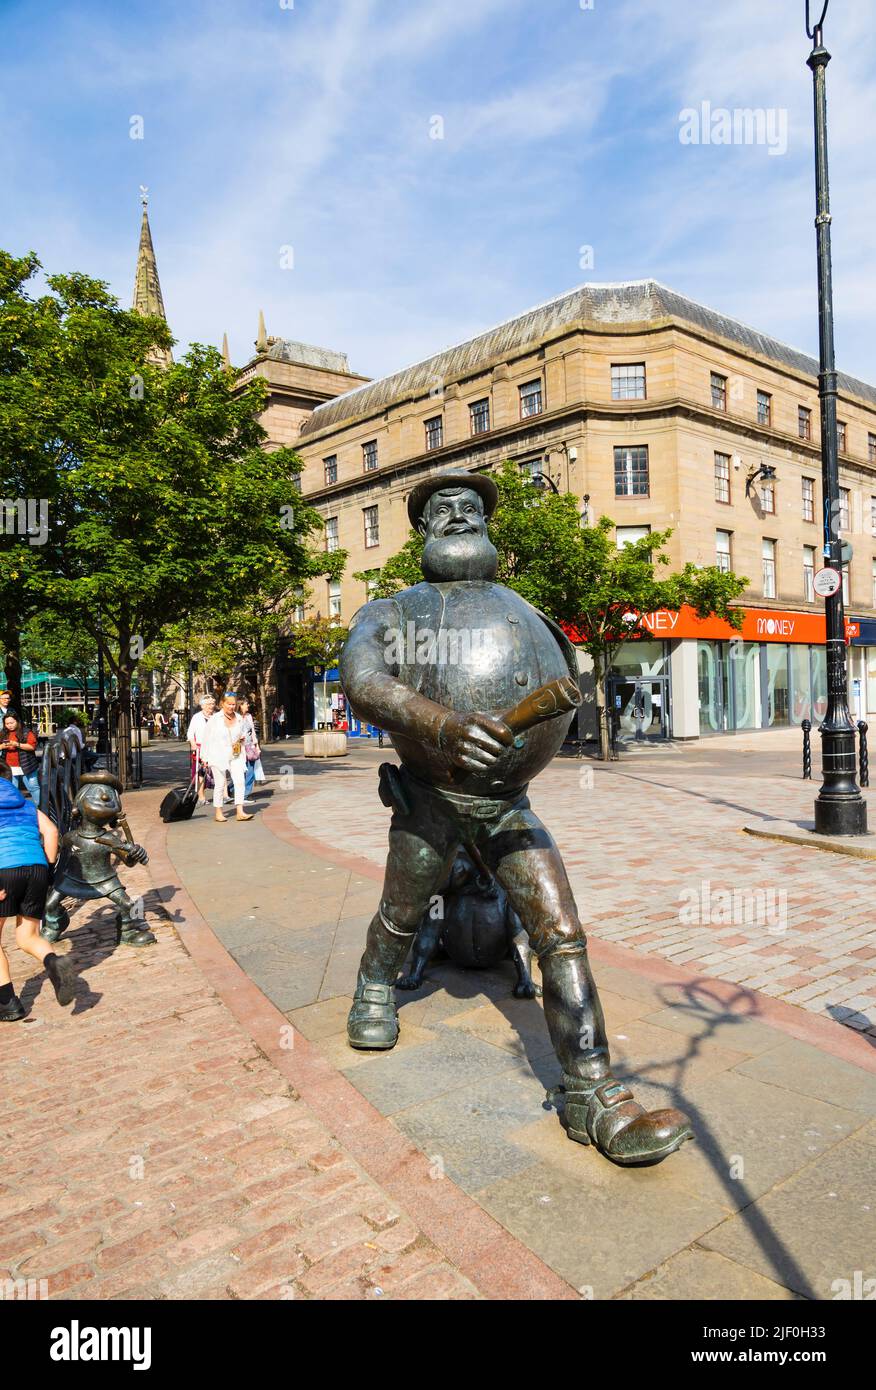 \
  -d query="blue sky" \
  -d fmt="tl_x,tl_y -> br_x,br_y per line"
2,0 -> 875,385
